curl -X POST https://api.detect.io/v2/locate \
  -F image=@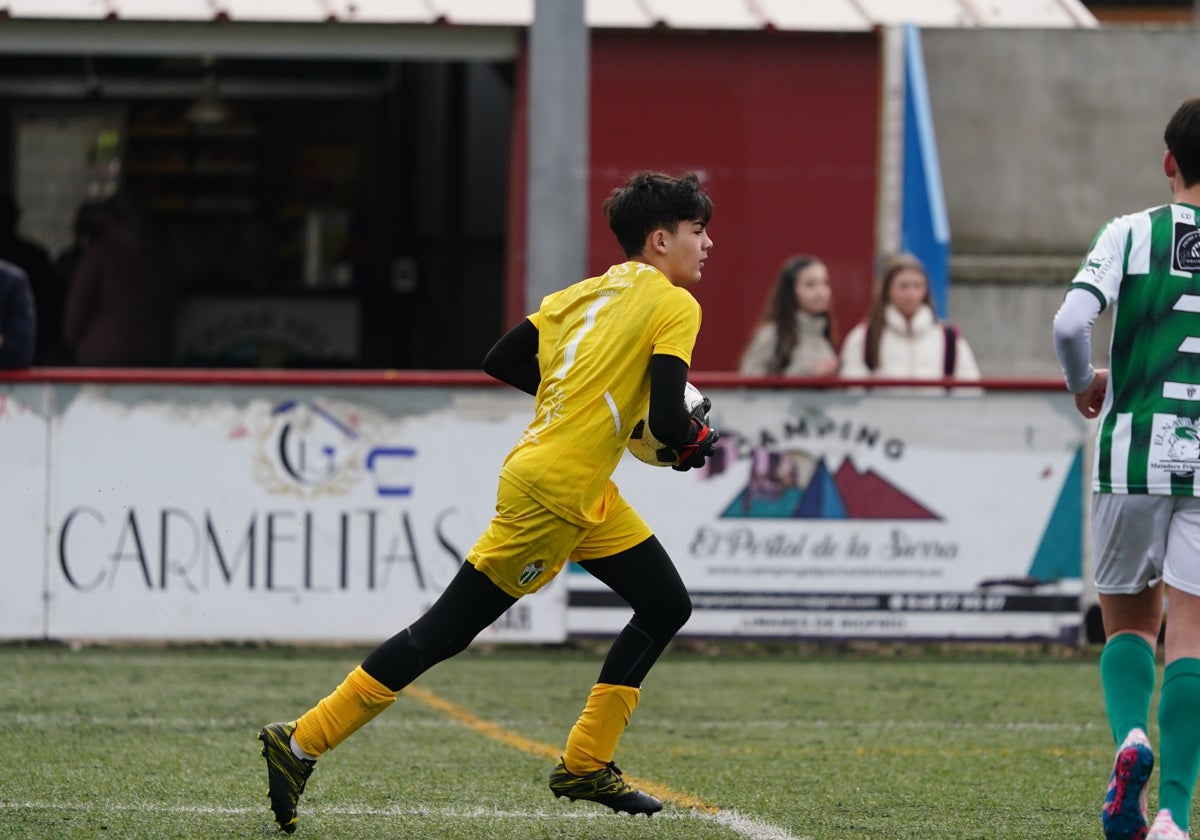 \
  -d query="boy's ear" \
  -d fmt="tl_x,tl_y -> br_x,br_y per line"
648,227 -> 668,254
